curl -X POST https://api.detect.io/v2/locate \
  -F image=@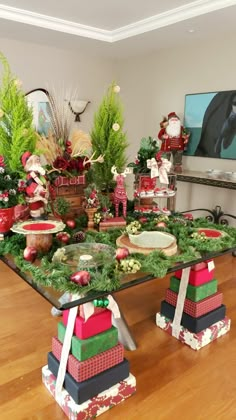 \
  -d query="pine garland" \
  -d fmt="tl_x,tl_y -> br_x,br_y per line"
0,216 -> 236,296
